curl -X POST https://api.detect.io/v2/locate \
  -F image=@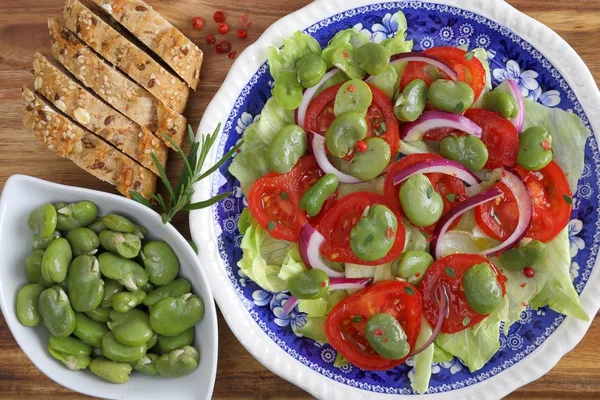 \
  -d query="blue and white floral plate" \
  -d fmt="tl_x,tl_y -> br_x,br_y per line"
190,1 -> 600,398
